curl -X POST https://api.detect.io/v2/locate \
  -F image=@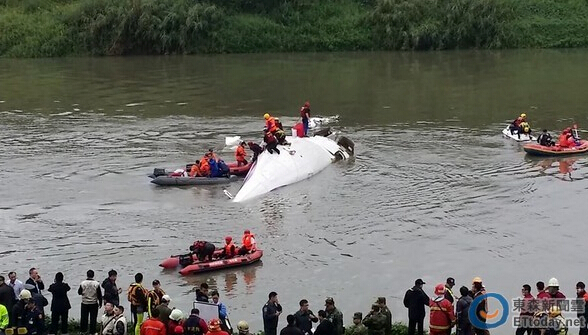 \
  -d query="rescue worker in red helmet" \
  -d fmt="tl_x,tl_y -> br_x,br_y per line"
206,319 -> 229,335
429,284 -> 456,335
221,236 -> 236,259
